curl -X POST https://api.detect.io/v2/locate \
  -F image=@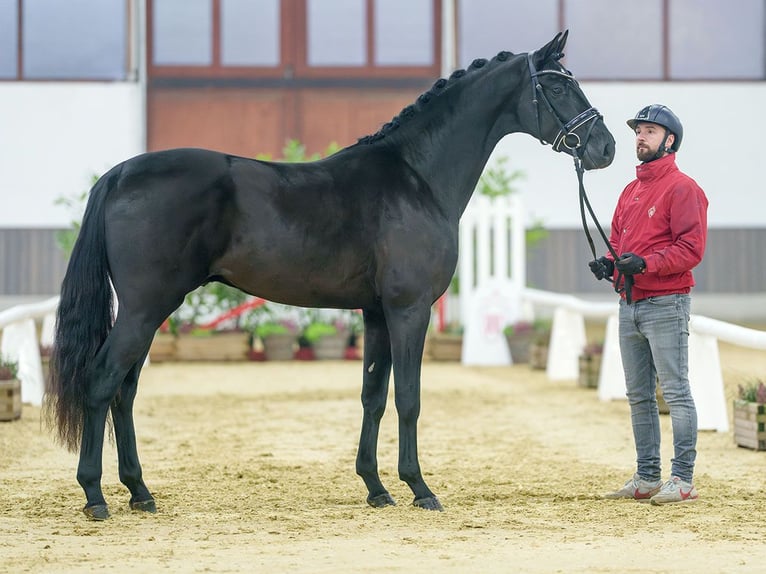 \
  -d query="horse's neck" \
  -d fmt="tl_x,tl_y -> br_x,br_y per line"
395,62 -> 526,220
